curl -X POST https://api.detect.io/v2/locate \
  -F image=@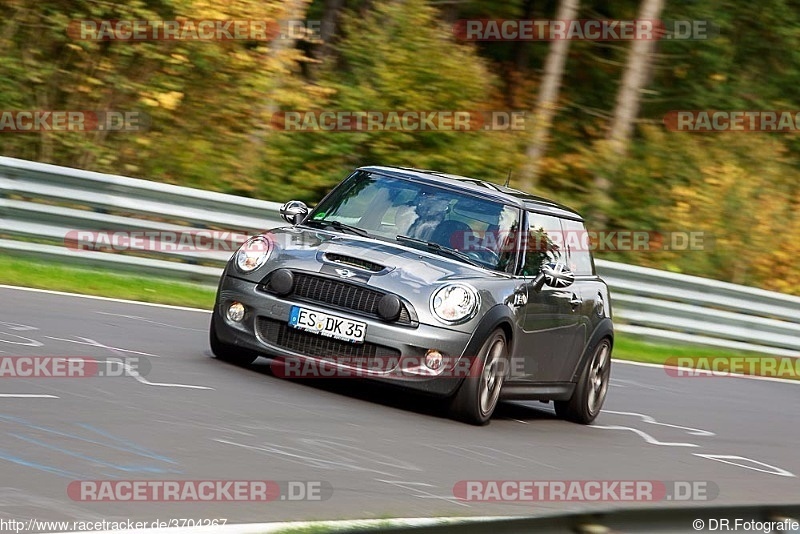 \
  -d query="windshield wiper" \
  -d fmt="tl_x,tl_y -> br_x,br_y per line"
396,235 -> 483,268
305,219 -> 370,237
